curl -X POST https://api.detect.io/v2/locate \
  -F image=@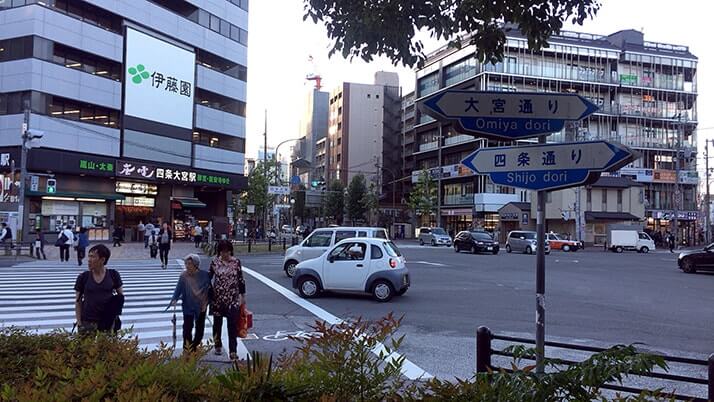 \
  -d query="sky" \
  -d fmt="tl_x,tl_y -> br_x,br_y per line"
245,0 -> 711,173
